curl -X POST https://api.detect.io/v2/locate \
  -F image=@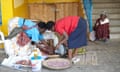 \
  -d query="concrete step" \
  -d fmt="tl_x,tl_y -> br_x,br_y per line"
92,0 -> 120,39
110,27 -> 120,33
110,33 -> 120,39
92,0 -> 120,3
110,20 -> 120,27
92,14 -> 120,20
93,8 -> 120,14
93,3 -> 120,8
